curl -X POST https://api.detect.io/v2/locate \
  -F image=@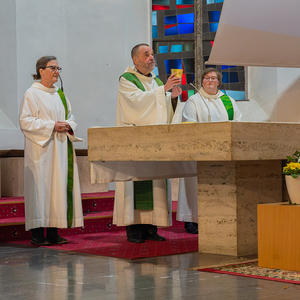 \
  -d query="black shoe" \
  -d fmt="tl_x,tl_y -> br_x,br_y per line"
46,227 -> 68,244
142,233 -> 166,241
127,236 -> 145,243
31,236 -> 51,246
47,235 -> 68,244
184,222 -> 198,234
